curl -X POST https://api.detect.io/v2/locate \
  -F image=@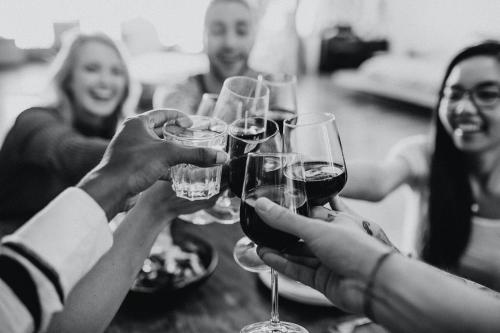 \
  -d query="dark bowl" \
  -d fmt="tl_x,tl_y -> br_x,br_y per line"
125,232 -> 218,307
